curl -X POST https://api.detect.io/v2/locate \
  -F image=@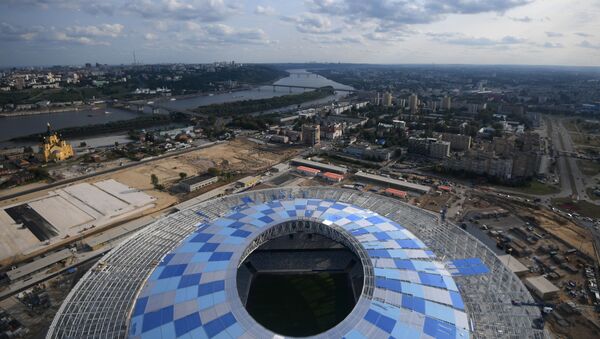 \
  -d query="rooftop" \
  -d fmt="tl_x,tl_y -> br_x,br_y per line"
497,255 -> 529,275
355,171 -> 431,194
180,174 -> 218,186
47,187 -> 544,339
291,158 -> 348,174
297,165 -> 321,174
525,276 -> 560,294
